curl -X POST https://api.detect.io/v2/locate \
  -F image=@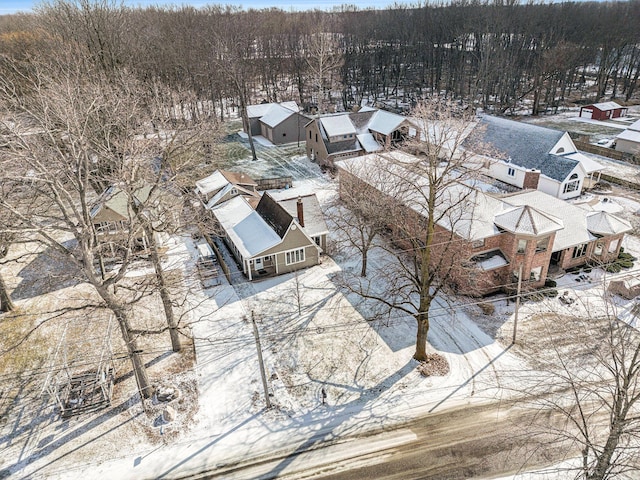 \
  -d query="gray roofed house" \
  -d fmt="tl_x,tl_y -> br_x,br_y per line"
305,107 -> 419,168
464,115 -> 594,199
243,102 -> 310,145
